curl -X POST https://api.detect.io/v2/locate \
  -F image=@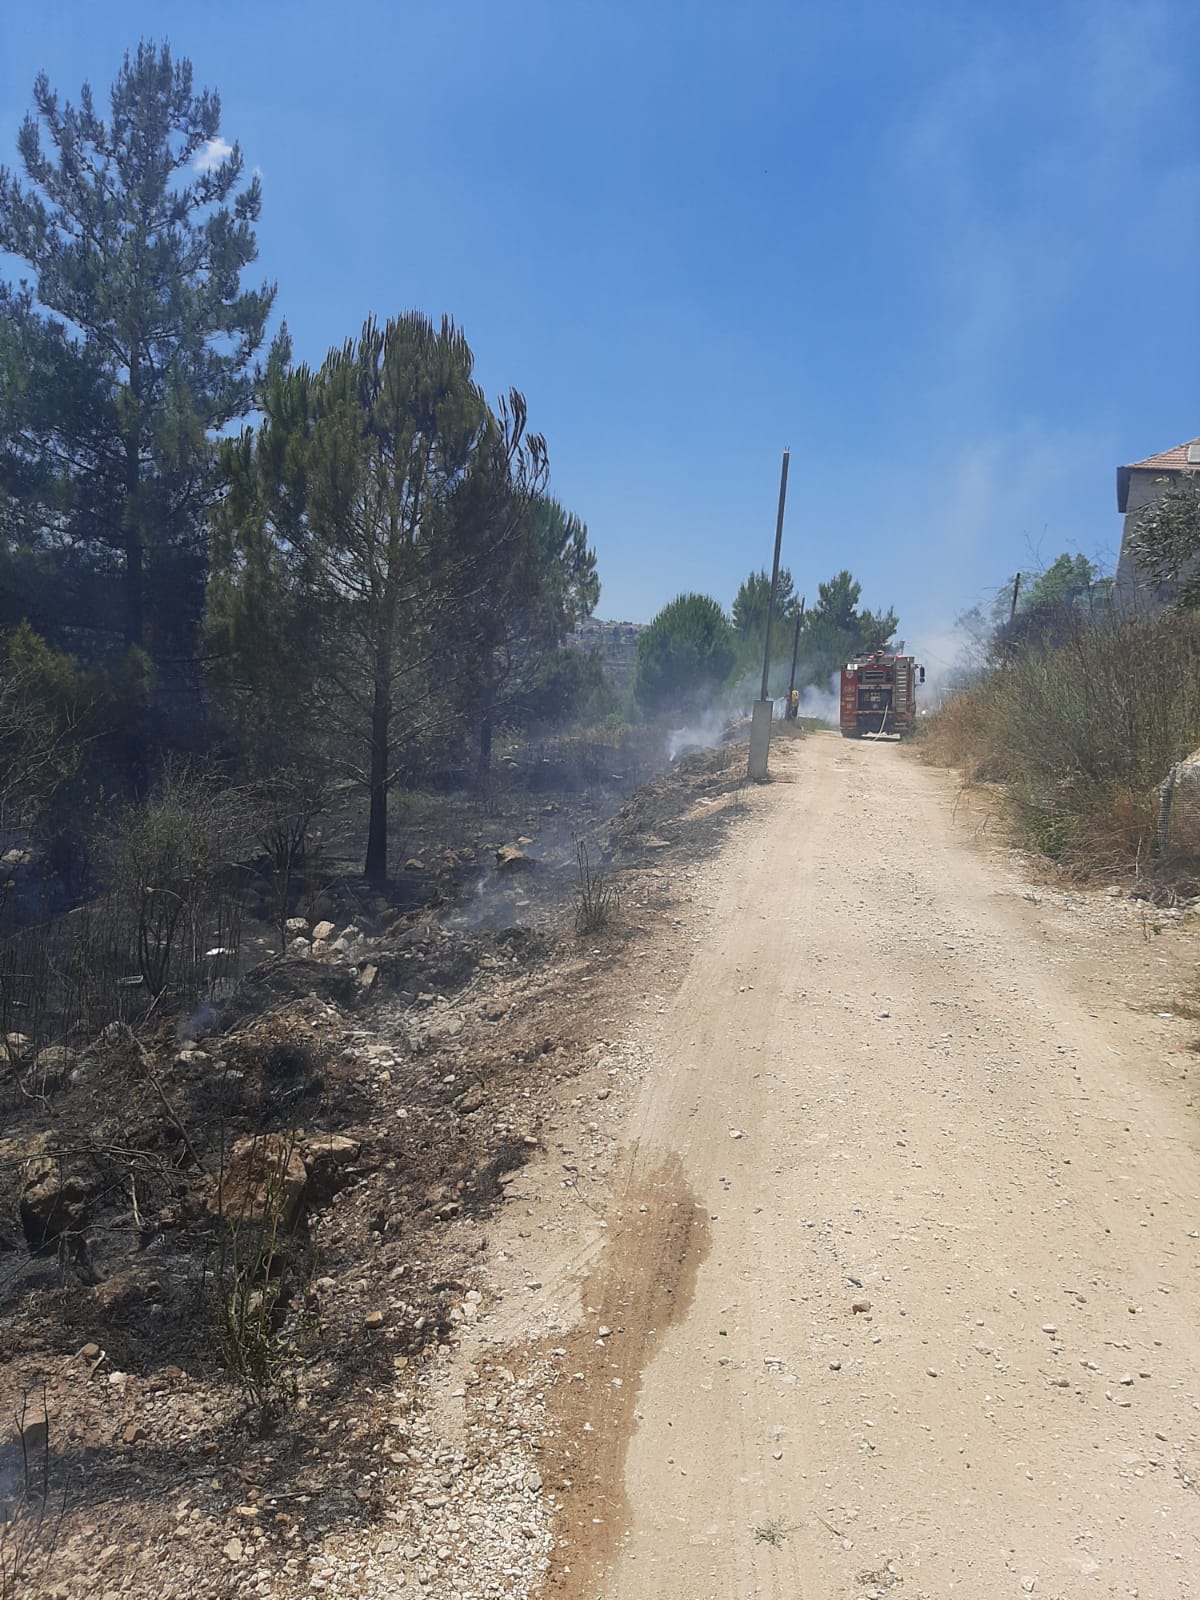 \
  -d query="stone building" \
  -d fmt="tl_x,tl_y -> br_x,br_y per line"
1113,436 -> 1200,611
